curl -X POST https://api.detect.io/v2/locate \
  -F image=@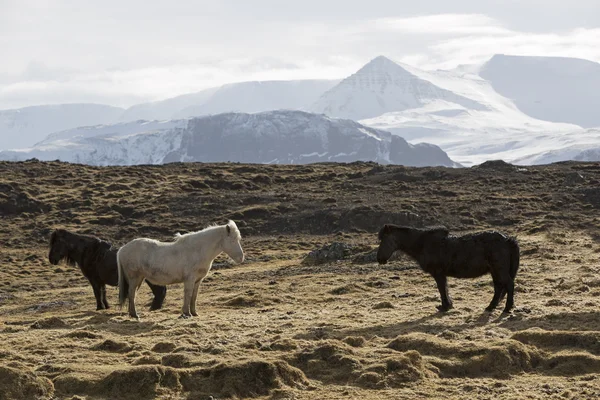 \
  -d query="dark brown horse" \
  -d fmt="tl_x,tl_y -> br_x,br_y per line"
377,225 -> 519,313
49,229 -> 167,310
